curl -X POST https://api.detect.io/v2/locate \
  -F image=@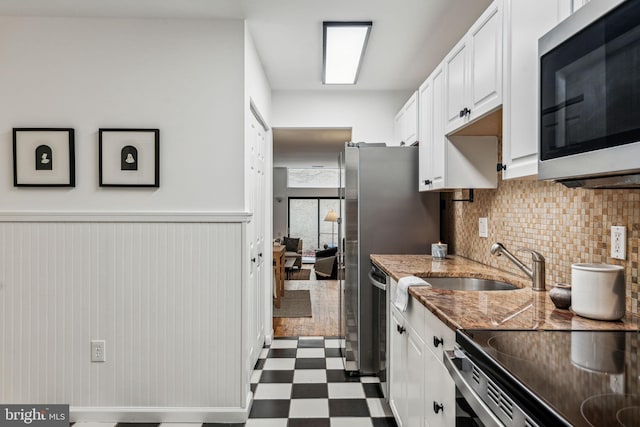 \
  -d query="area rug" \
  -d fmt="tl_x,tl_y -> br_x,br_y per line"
288,269 -> 311,280
273,290 -> 312,318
